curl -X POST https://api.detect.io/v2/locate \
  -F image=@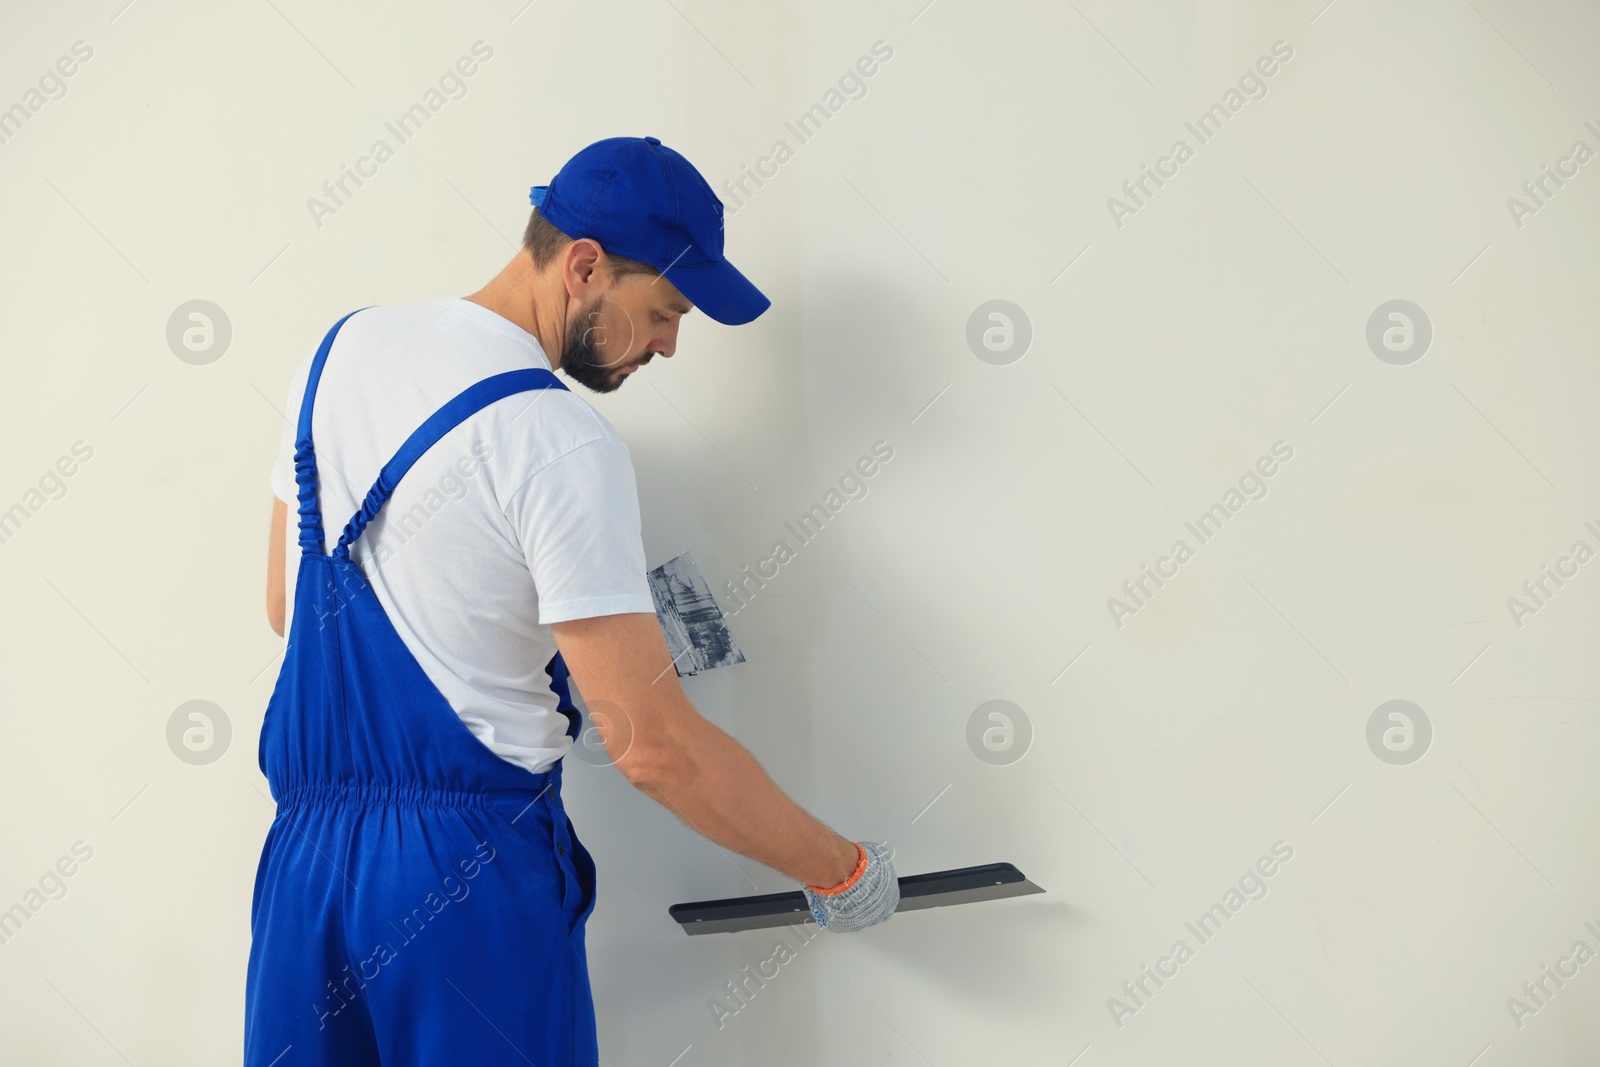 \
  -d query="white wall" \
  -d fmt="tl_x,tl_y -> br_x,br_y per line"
2,0 -> 1598,1062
